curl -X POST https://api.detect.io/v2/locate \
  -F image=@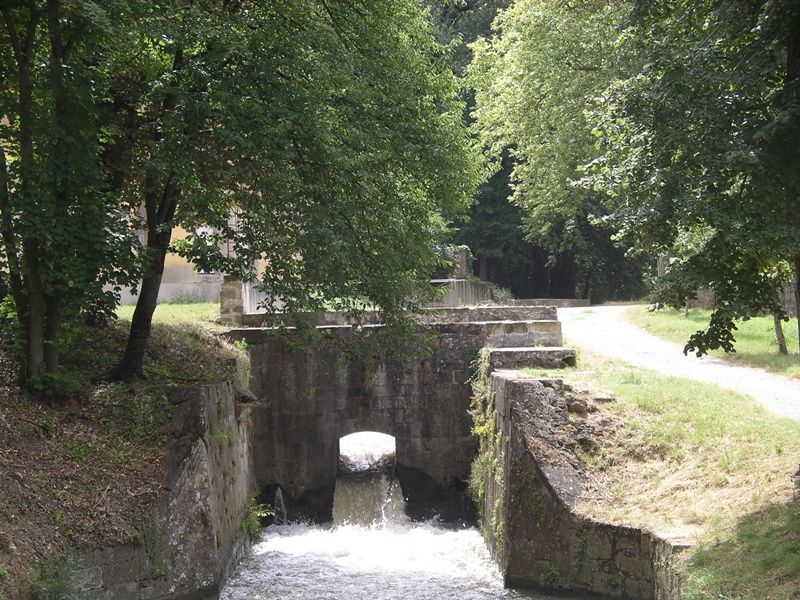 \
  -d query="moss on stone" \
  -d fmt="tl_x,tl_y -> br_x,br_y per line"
537,563 -> 565,590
